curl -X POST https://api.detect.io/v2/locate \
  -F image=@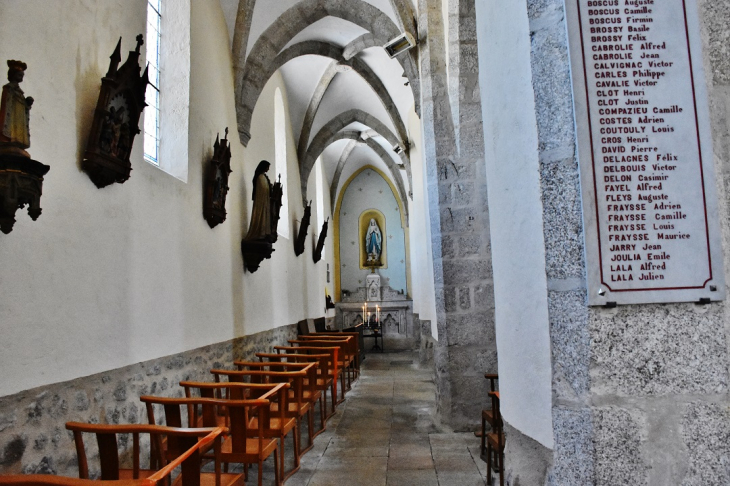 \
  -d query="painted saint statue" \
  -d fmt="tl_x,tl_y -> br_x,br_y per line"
365,218 -> 382,265
0,60 -> 34,157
